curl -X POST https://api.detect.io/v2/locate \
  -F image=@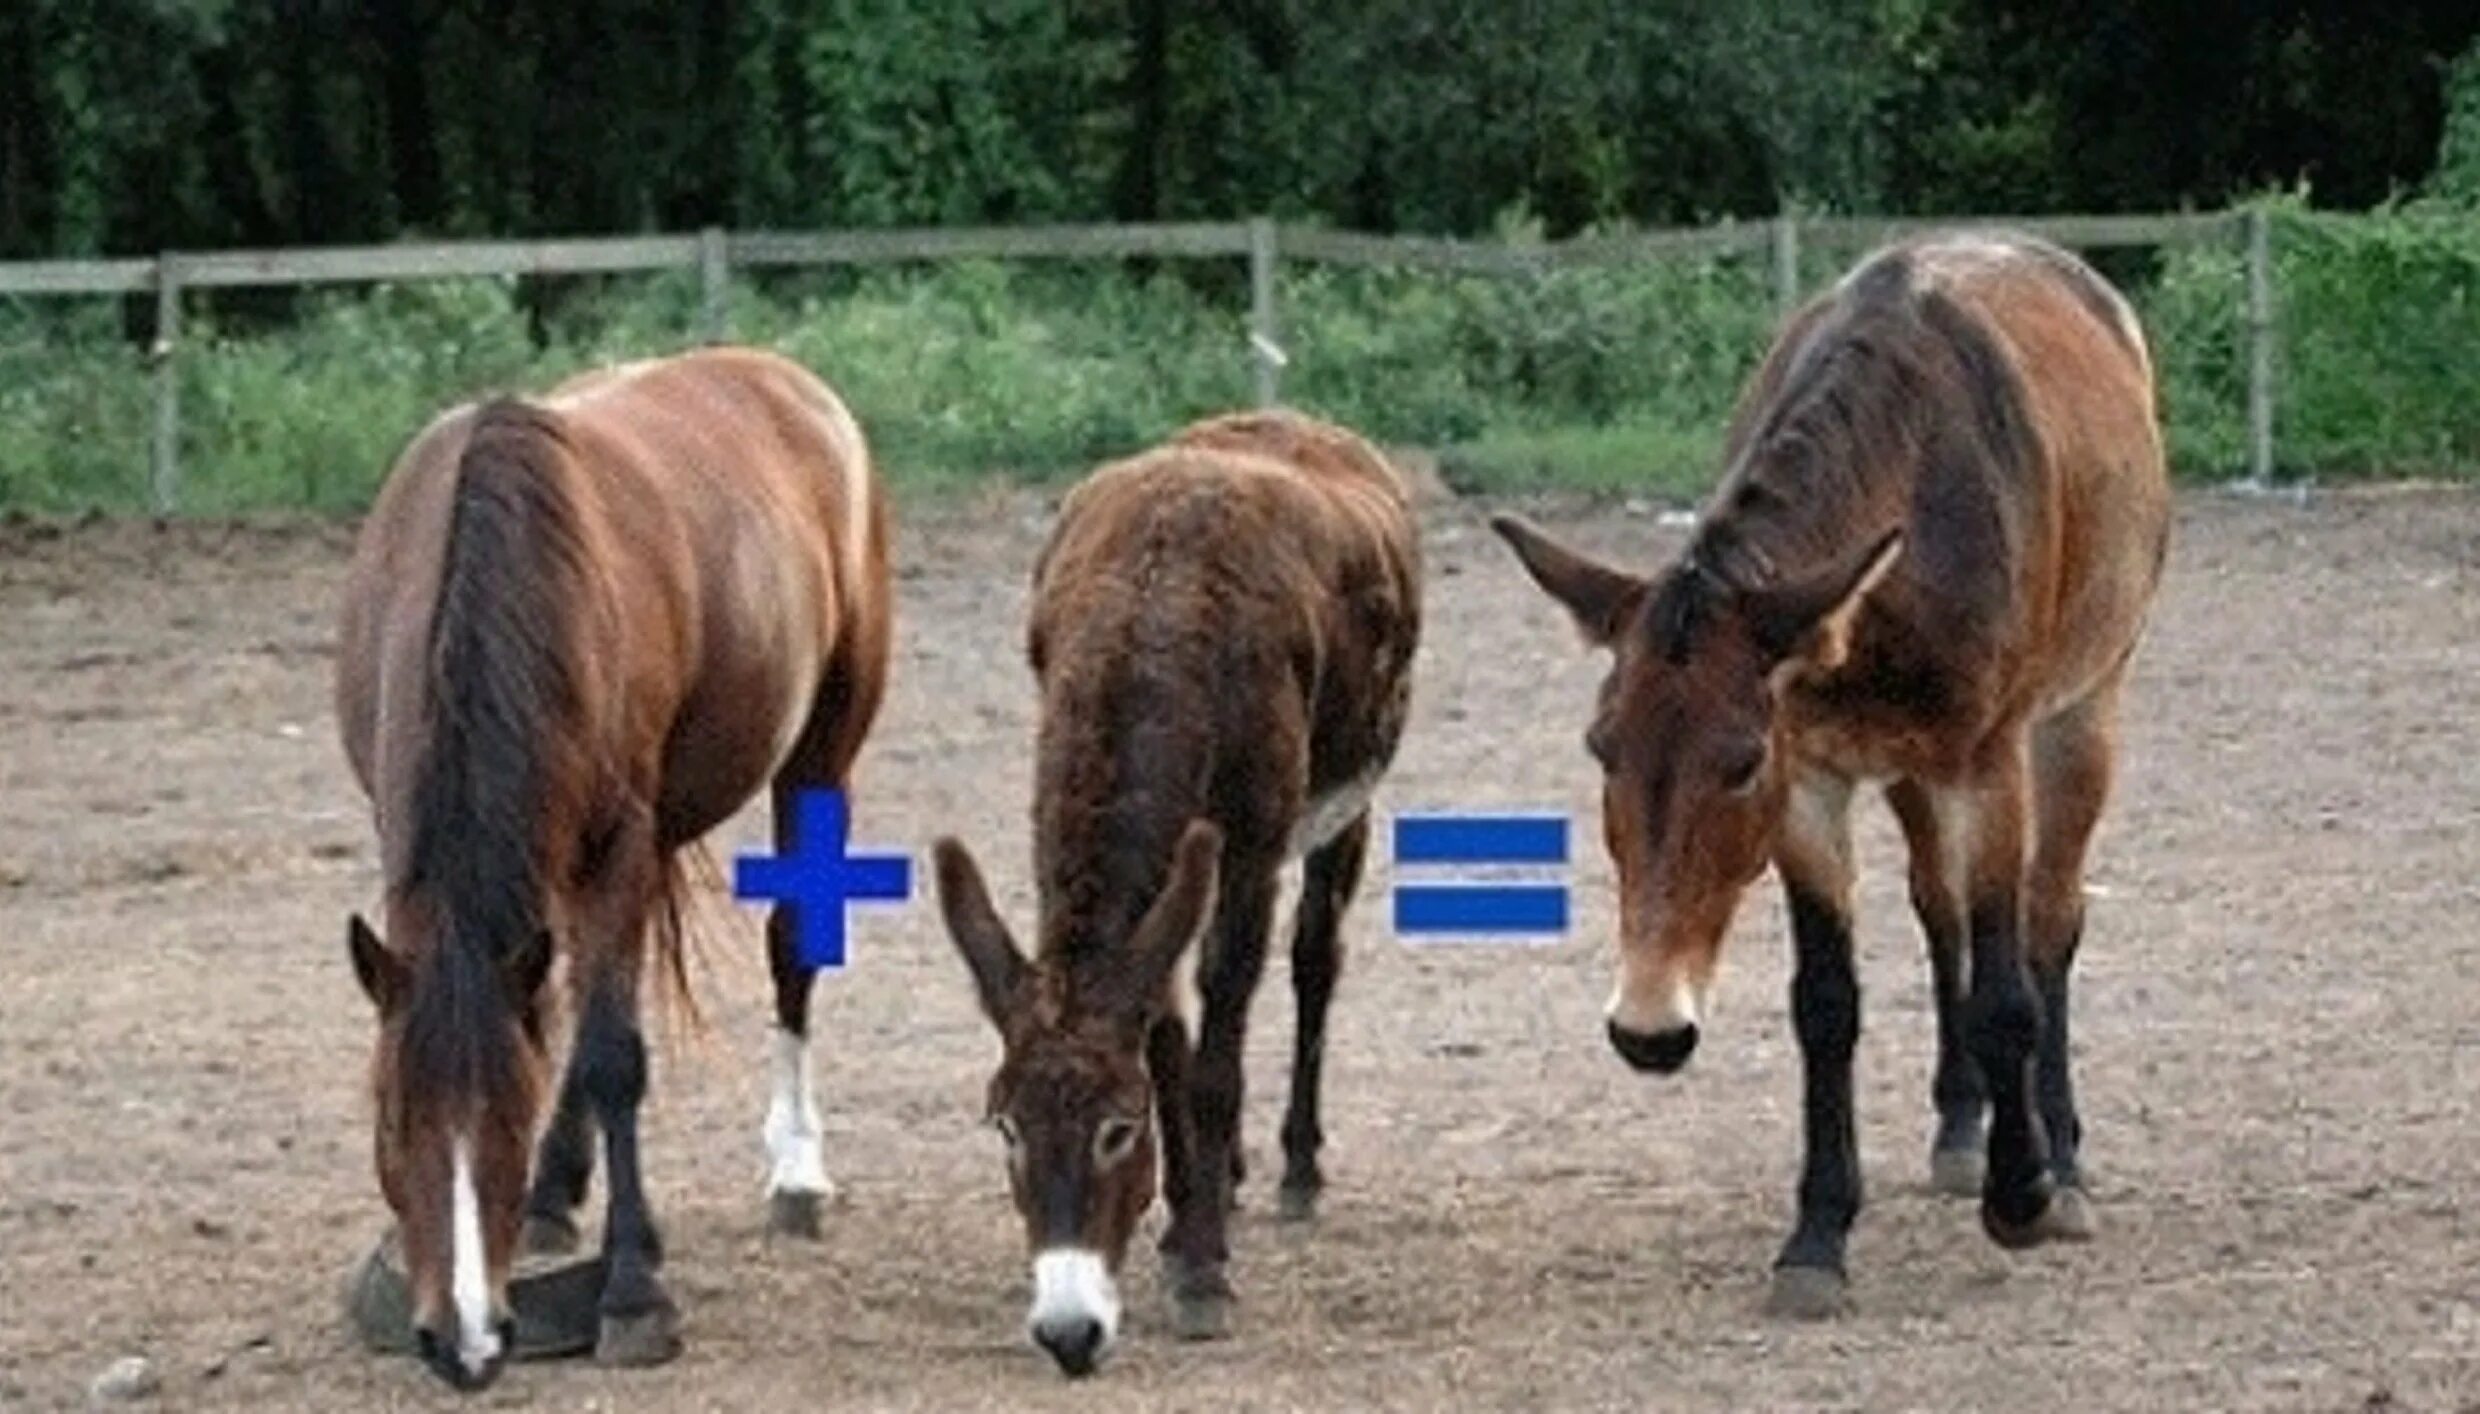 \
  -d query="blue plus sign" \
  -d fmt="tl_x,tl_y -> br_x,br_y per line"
732,788 -> 912,971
